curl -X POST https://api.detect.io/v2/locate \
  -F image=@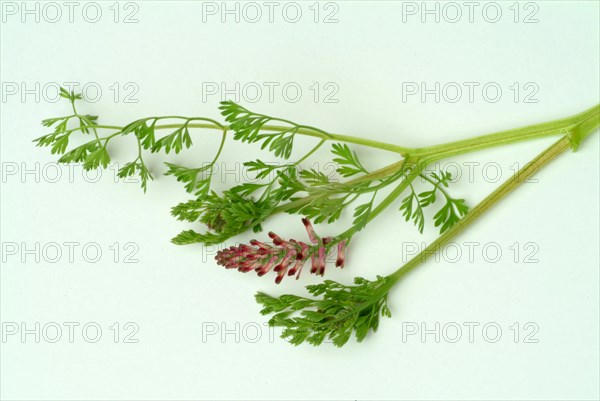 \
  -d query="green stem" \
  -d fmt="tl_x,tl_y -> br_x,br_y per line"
156,123 -> 410,154
210,130 -> 227,165
379,106 -> 595,234
410,104 -> 599,161
66,104 -> 599,162
54,103 -> 599,244
386,134 -> 574,287
82,122 -> 409,154
294,139 -> 326,166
